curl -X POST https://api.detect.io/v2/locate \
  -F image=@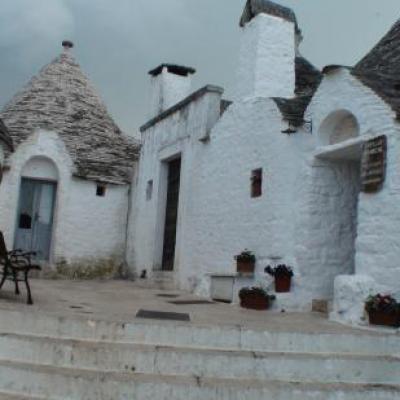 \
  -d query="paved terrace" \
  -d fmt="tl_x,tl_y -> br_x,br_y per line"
0,279 -> 394,336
